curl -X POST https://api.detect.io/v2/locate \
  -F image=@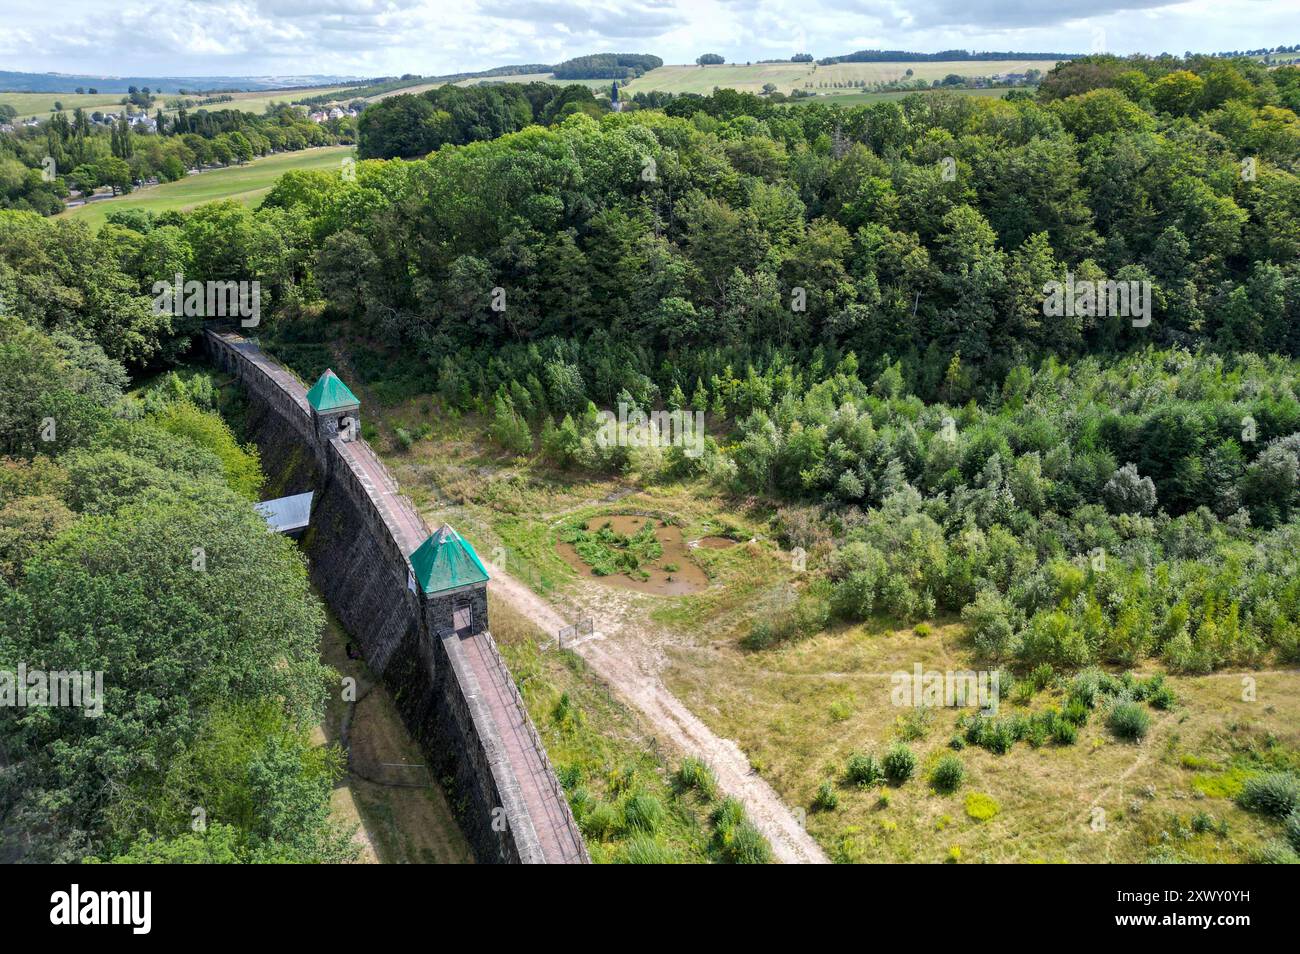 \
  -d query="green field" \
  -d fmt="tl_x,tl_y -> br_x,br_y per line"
0,85 -> 355,122
350,59 -> 1058,105
59,145 -> 354,227
0,90 -> 132,121
619,60 -> 1060,97
177,85 -> 356,116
